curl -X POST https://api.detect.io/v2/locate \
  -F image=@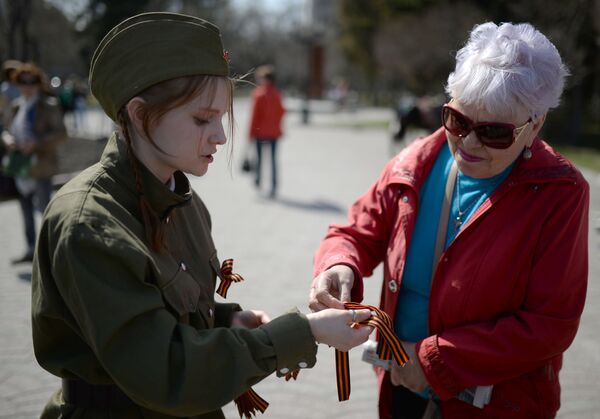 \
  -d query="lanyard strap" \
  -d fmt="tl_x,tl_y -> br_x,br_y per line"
335,302 -> 410,401
432,161 -> 458,282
